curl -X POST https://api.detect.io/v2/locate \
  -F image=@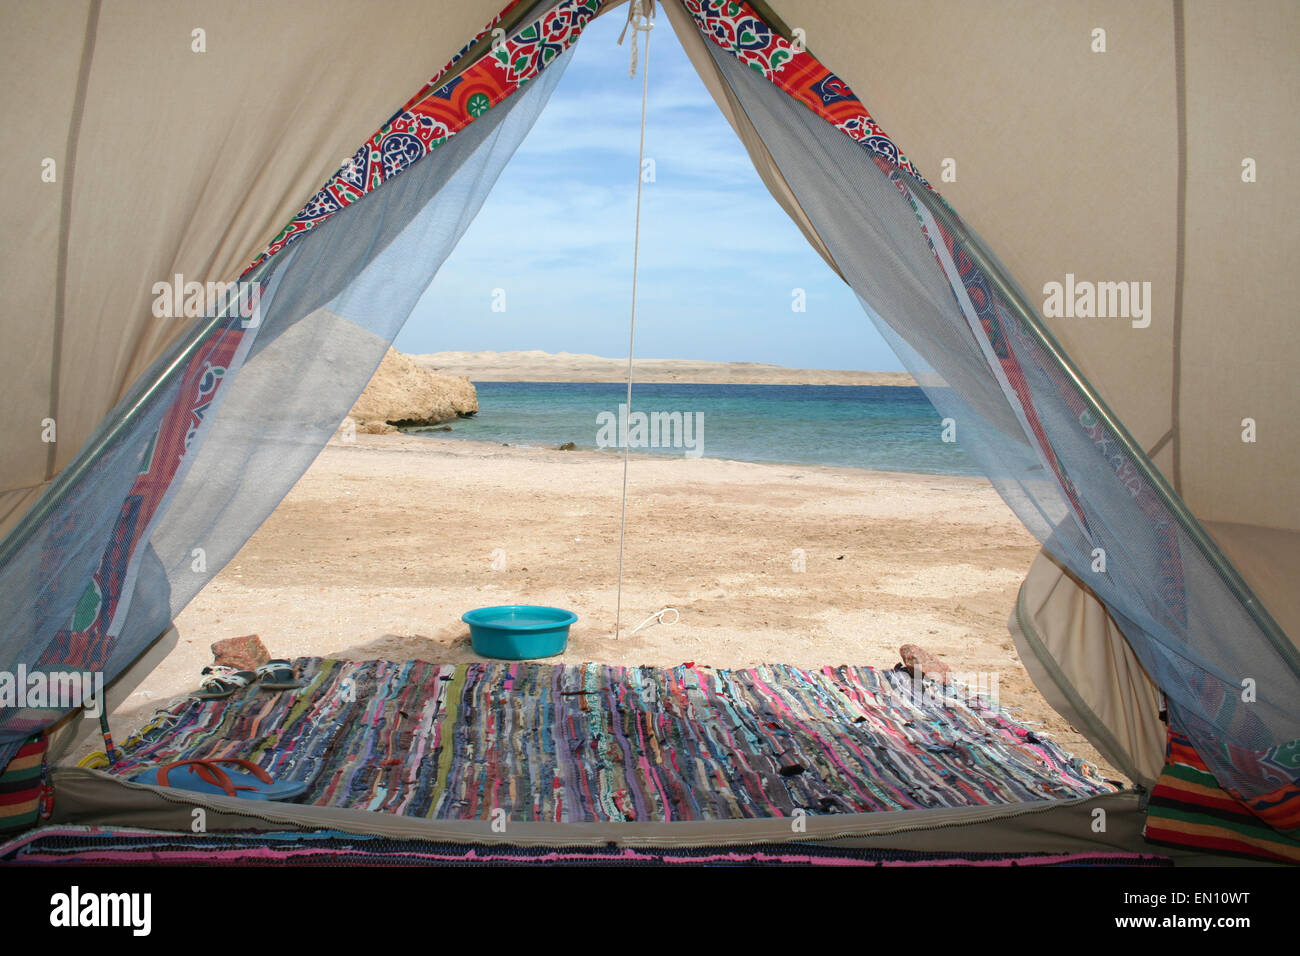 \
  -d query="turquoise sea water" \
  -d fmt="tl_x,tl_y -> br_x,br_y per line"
414,381 -> 978,477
